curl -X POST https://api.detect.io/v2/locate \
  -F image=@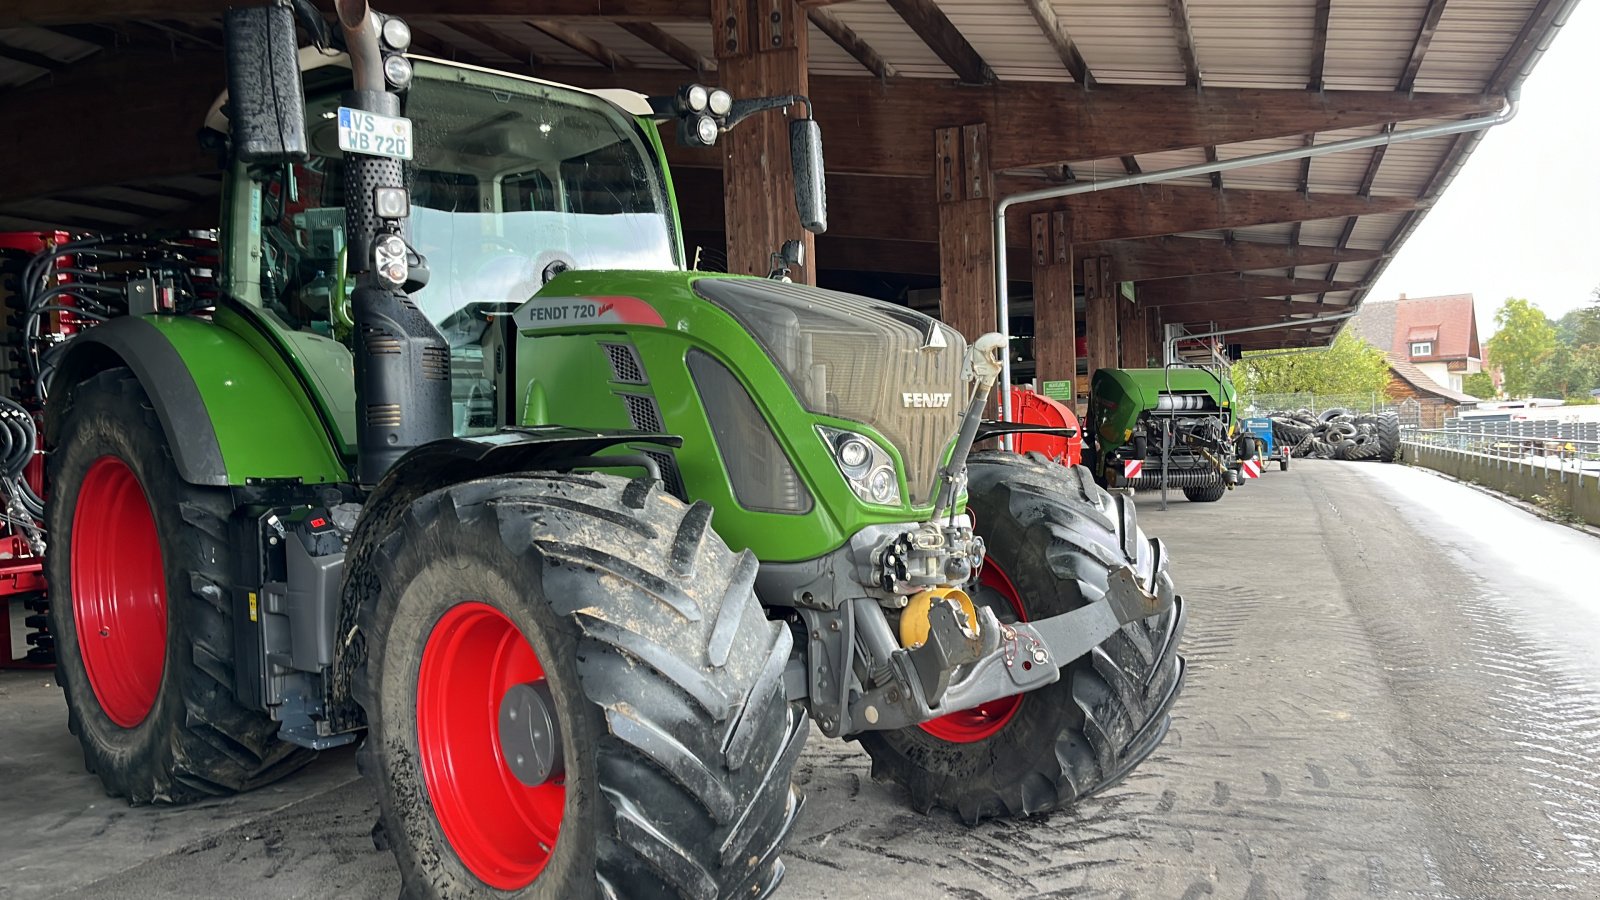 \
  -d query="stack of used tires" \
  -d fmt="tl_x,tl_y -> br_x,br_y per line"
1266,408 -> 1401,462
